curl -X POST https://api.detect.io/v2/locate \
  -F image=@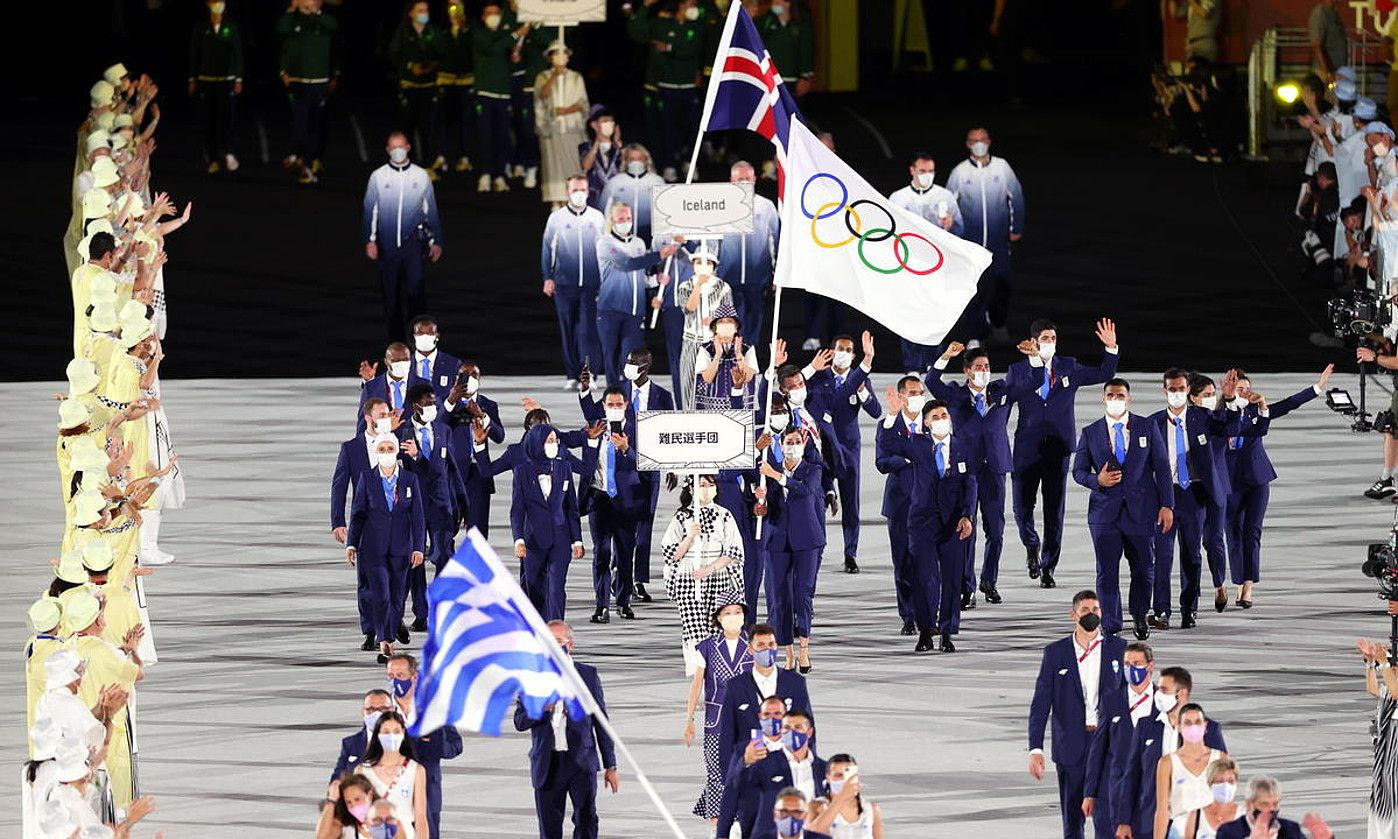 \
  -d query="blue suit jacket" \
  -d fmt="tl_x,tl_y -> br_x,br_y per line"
1028,634 -> 1128,766
331,722 -> 464,784
581,418 -> 645,516
725,749 -> 829,839
761,448 -> 826,552
1226,387 -> 1316,489
398,418 -> 470,528
578,379 -> 676,422
331,436 -> 372,529
1084,689 -> 1153,804
1145,406 -> 1240,504
1114,716 -> 1227,835
757,379 -> 846,488
1072,414 -> 1175,533
925,366 -> 1028,475
408,349 -> 464,404
880,427 -> 980,537
874,413 -> 918,519
1006,352 -> 1119,468
512,661 -> 616,787
509,458 -> 583,550
1215,814 -> 1304,839
806,366 -> 880,467
347,467 -> 427,557
715,668 -> 816,790
357,374 -> 413,432
444,393 -> 506,493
